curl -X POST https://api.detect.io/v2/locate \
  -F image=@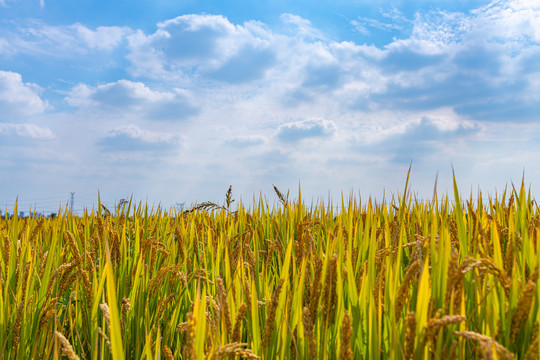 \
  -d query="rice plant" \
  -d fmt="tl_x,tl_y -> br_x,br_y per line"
1,174 -> 539,359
